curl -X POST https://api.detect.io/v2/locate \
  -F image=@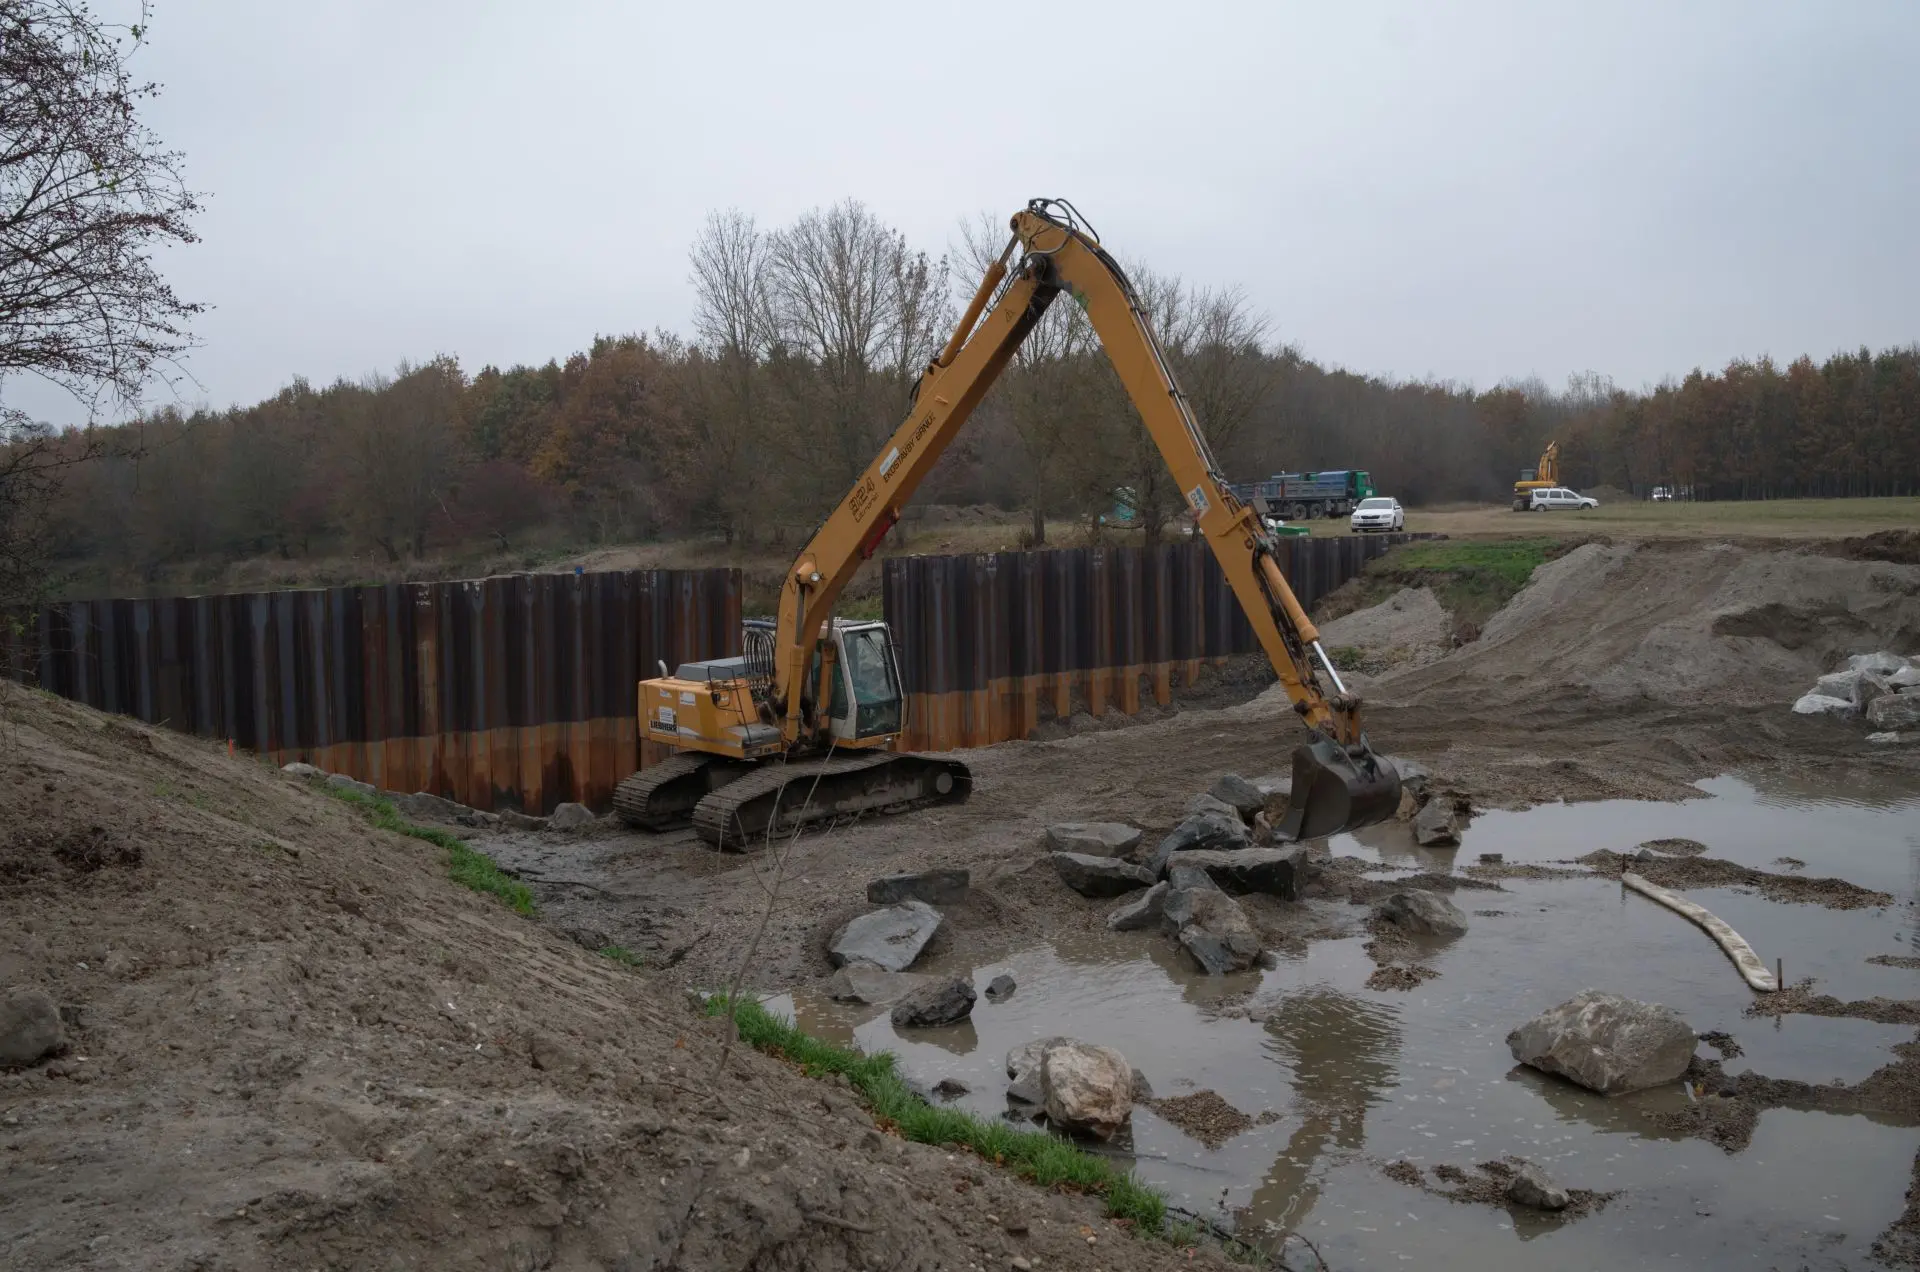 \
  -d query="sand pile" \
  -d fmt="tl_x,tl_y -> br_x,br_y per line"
1383,541 -> 1920,710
